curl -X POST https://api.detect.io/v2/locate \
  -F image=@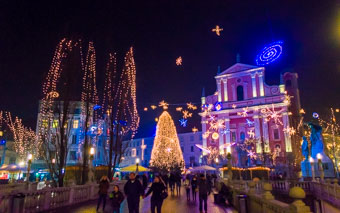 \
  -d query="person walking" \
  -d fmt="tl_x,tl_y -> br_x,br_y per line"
169,173 -> 175,195
191,176 -> 198,202
175,173 -> 181,195
109,185 -> 124,213
124,172 -> 145,213
143,176 -> 166,213
96,176 -> 110,212
198,174 -> 210,213
184,176 -> 191,201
